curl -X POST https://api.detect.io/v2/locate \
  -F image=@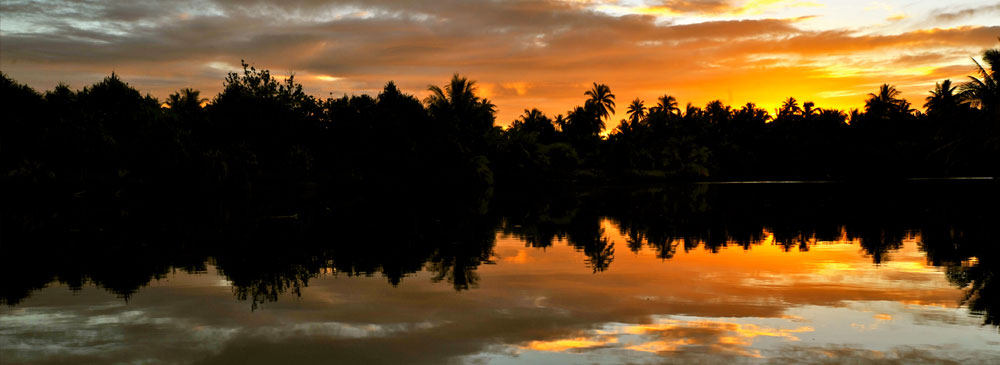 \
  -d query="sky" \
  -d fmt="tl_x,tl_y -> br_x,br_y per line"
1,0 -> 998,125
